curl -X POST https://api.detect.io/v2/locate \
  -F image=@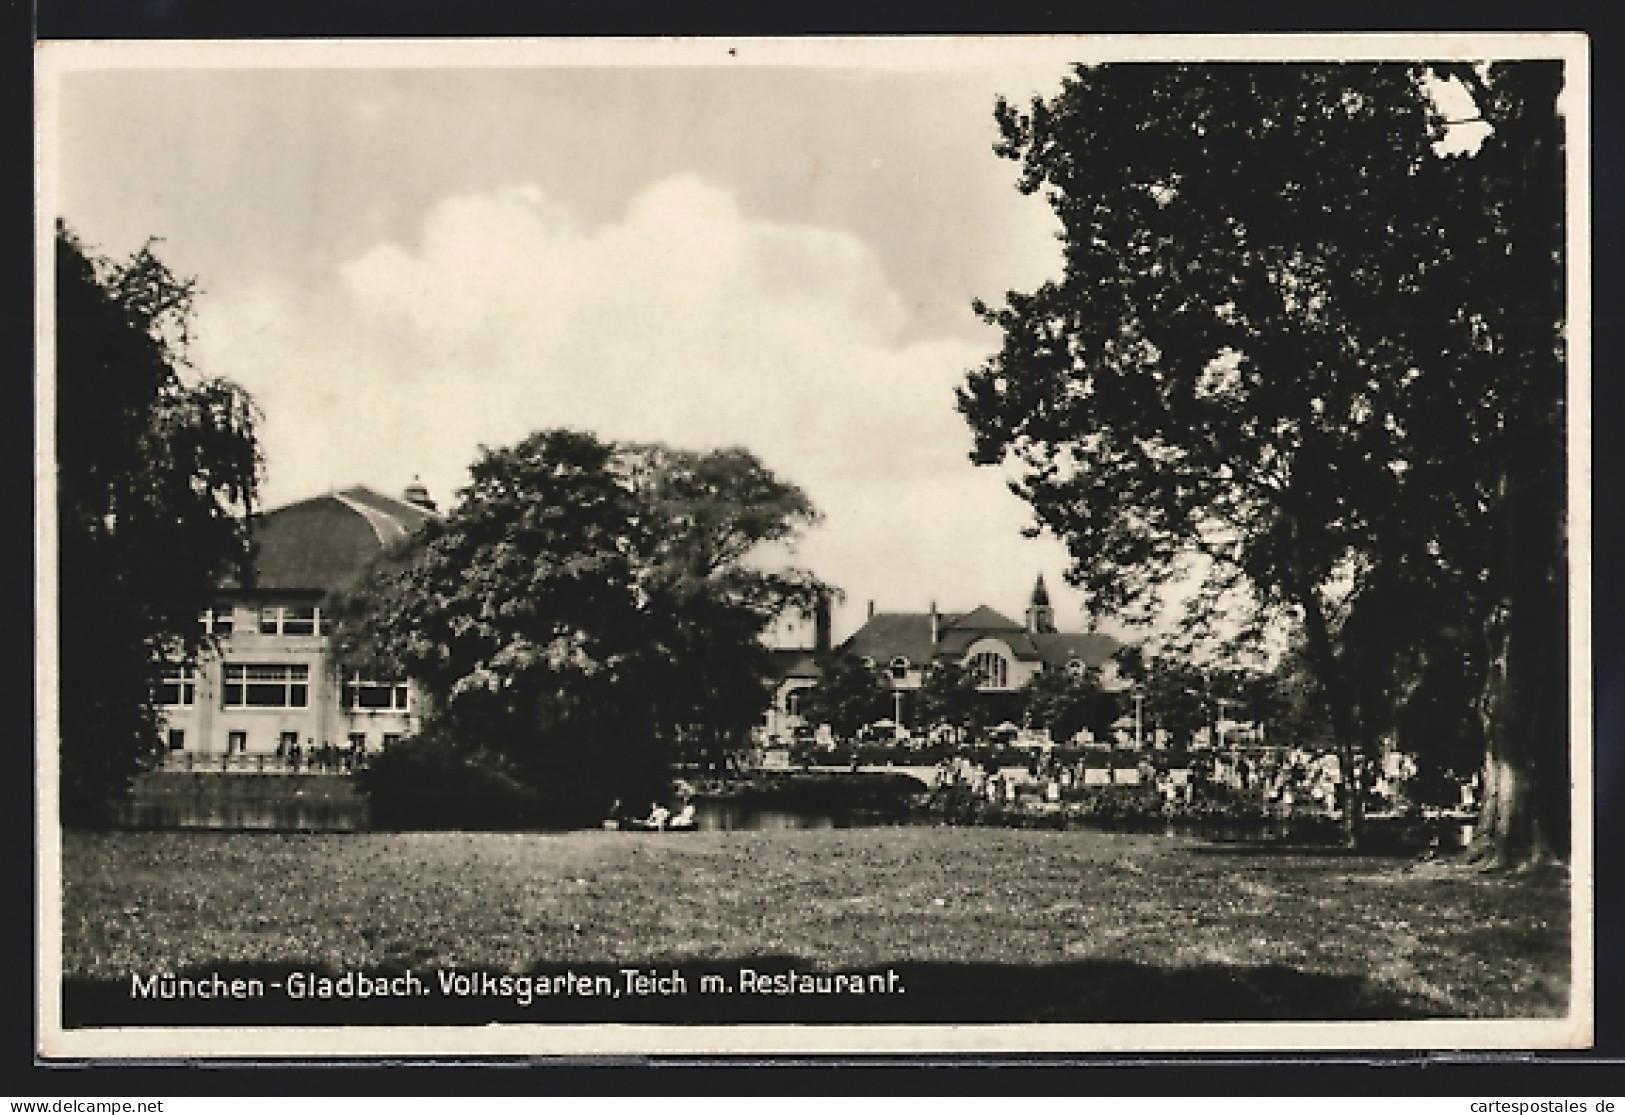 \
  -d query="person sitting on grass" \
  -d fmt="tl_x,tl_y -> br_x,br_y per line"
671,802 -> 696,829
645,802 -> 671,831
